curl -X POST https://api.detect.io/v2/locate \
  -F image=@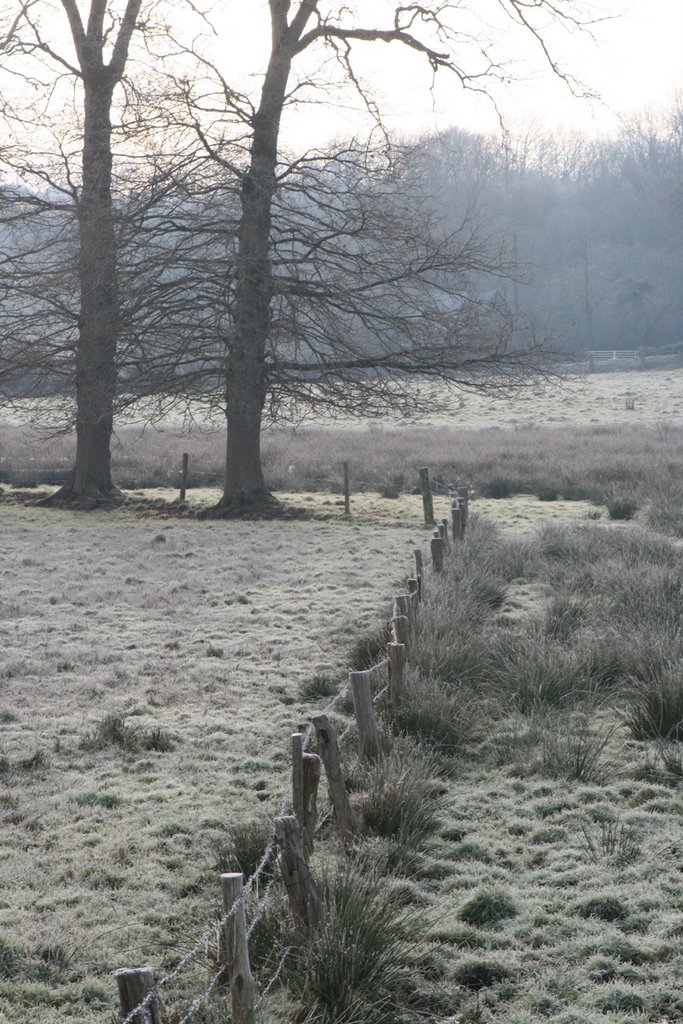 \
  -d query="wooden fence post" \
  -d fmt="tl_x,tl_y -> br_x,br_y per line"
394,593 -> 412,625
275,816 -> 325,937
291,732 -> 304,829
419,467 -> 434,527
430,533 -> 444,573
312,714 -> 358,845
387,642 -> 406,708
302,752 -> 321,856
115,967 -> 161,1024
413,548 -> 424,598
440,518 -> 451,551
392,614 -> 410,658
350,670 -> 381,763
457,486 -> 469,529
451,505 -> 463,541
343,461 -> 351,515
179,453 -> 189,502
408,577 -> 420,604
220,873 -> 256,1024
